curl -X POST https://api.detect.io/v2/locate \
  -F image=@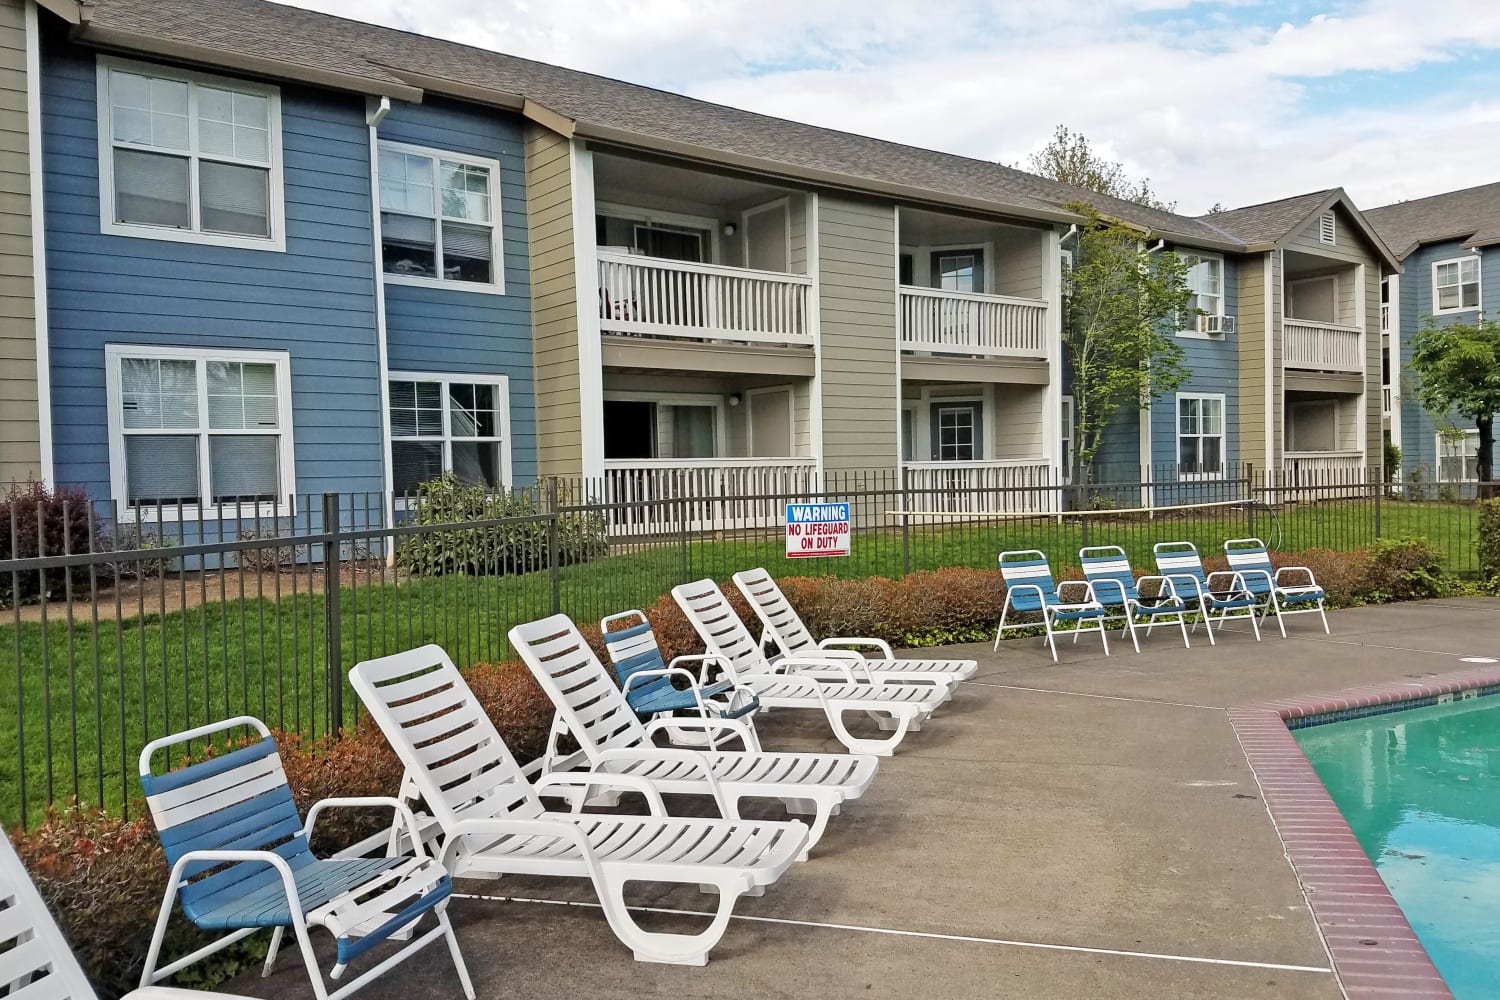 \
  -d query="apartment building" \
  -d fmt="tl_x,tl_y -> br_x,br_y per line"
5,0 -> 1395,524
1367,182 -> 1500,484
